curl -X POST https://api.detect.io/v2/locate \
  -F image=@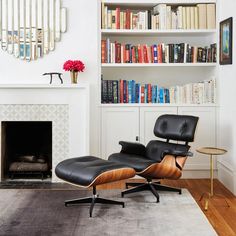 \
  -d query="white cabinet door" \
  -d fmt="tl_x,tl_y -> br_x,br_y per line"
140,107 -> 177,145
178,106 -> 216,170
101,107 -> 139,159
